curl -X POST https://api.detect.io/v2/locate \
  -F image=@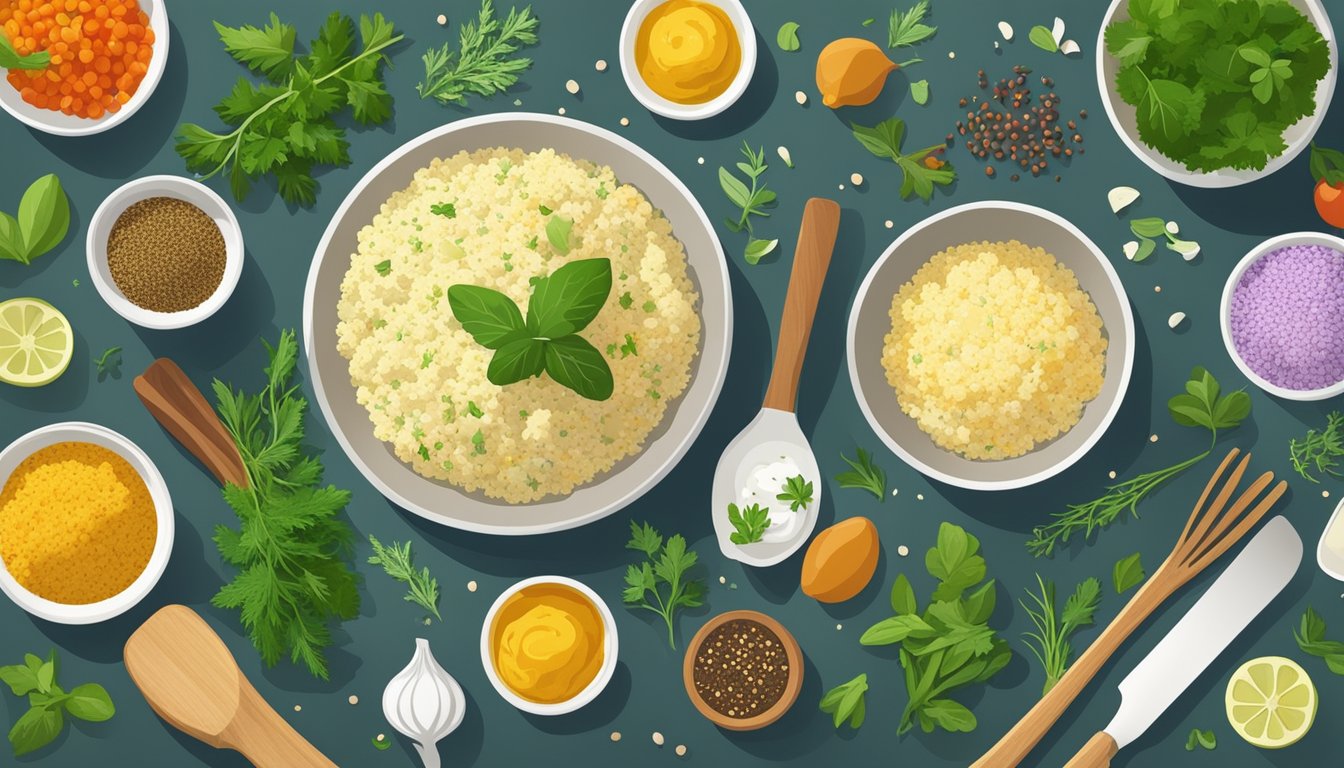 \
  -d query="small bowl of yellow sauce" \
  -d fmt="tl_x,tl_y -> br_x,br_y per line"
481,576 -> 618,715
0,422 -> 174,624
620,0 -> 757,120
